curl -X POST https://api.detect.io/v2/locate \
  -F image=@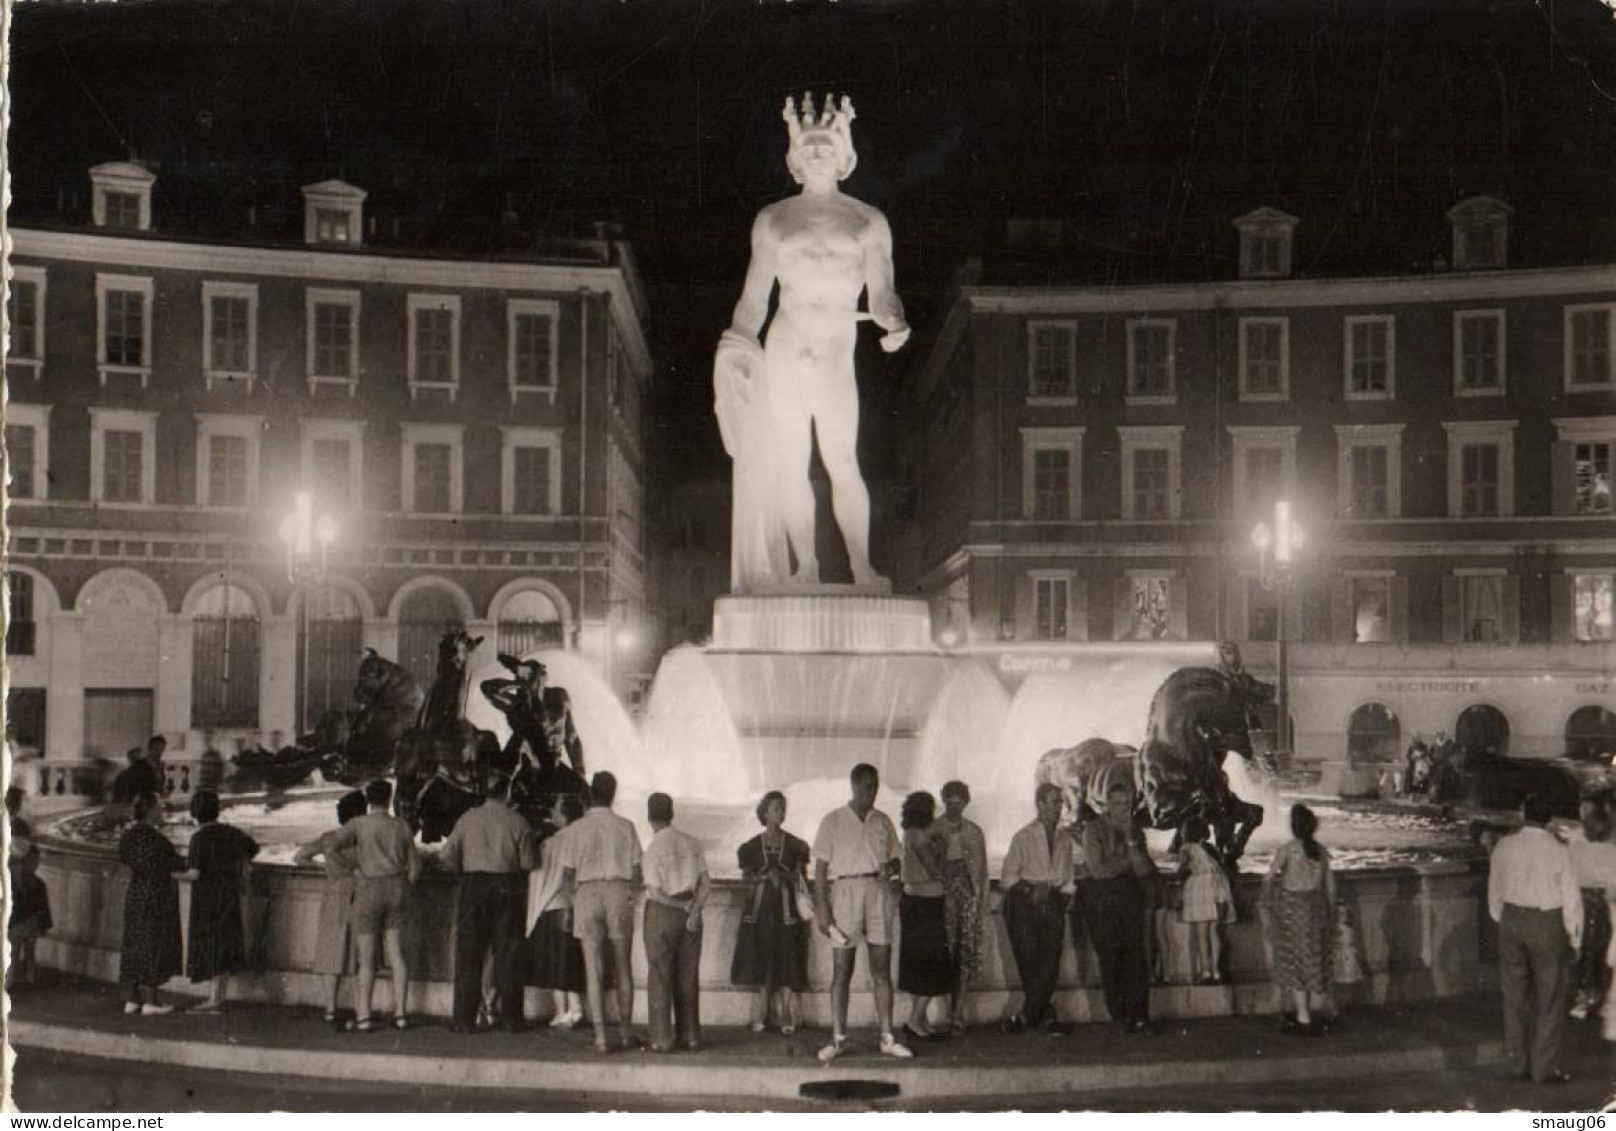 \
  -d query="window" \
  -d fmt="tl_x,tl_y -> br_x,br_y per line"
1447,196 -> 1511,270
1461,574 -> 1504,643
4,403 -> 48,501
1335,424 -> 1403,520
414,445 -> 452,512
90,408 -> 157,505
301,180 -> 366,247
1248,234 -> 1284,276
195,415 -> 262,508
1350,575 -> 1393,643
1027,322 -> 1076,400
1573,574 -> 1614,642
306,289 -> 360,390
496,589 -> 566,655
508,300 -> 560,400
1454,310 -> 1505,395
1443,420 -> 1516,518
300,584 -> 364,725
1234,208 -> 1297,279
408,294 -> 461,394
501,427 -> 563,515
202,282 -> 258,385
1344,316 -> 1395,399
1126,320 -> 1175,401
1574,442 -> 1613,514
1246,579 -> 1278,642
1118,425 -> 1183,520
1020,427 -> 1083,520
1230,426 -> 1298,518
1348,703 -> 1402,764
397,586 -> 467,692
190,584 -> 260,729
300,419 -> 364,511
1566,305 -> 1615,390
90,162 -> 155,231
96,274 -> 154,383
1238,318 -> 1288,400
400,423 -> 463,515
1034,576 -> 1069,640
7,573 -> 35,656
1128,575 -> 1172,640
8,266 -> 45,367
